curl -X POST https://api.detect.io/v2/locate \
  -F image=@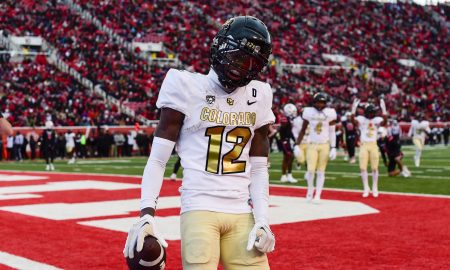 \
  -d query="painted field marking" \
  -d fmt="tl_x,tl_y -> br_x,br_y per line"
0,174 -> 48,182
0,251 -> 62,270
